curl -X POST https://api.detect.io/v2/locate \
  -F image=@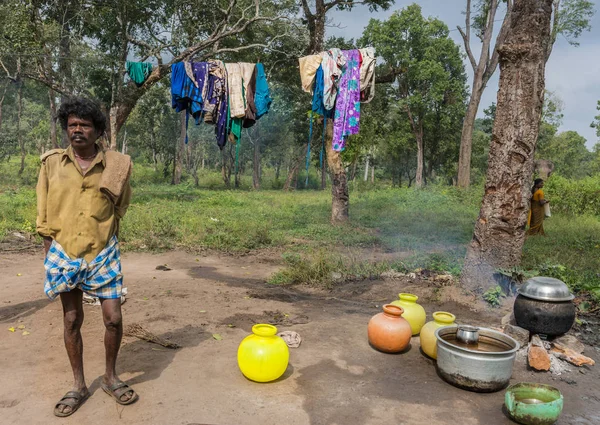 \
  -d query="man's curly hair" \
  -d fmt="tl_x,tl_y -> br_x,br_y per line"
58,97 -> 107,134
